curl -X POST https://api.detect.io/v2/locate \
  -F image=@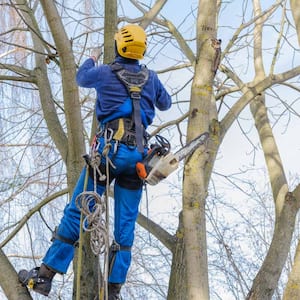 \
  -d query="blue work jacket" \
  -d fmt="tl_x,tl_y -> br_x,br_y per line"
76,56 -> 172,128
